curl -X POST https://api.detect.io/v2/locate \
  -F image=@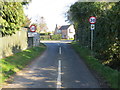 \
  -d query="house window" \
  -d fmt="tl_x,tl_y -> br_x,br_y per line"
57,30 -> 61,33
